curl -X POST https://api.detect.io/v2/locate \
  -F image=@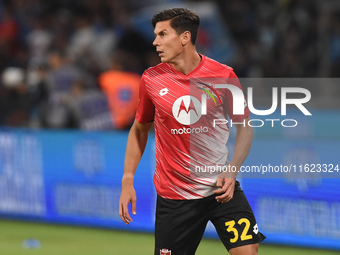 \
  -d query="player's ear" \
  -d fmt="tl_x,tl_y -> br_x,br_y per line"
181,31 -> 191,46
